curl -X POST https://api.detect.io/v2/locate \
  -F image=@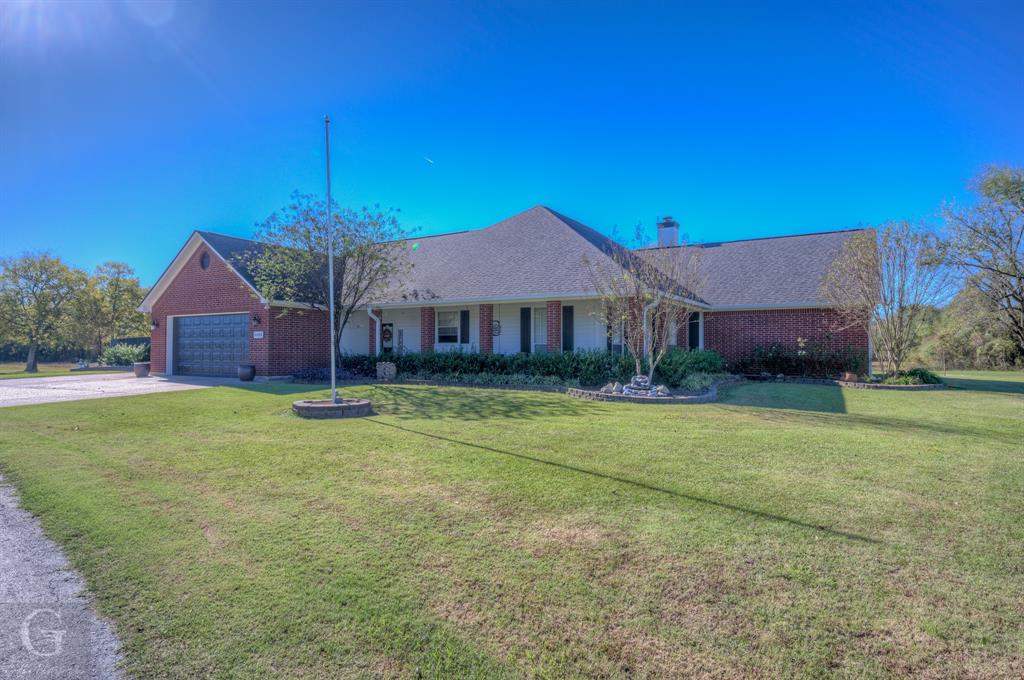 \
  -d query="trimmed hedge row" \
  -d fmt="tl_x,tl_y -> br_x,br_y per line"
322,348 -> 724,388
731,342 -> 865,377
